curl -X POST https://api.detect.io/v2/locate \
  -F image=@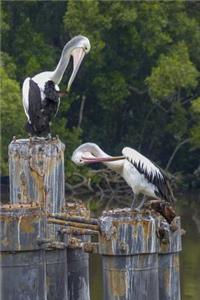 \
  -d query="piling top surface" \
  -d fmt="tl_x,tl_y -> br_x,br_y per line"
98,208 -> 182,255
99,208 -> 158,255
9,137 -> 65,157
0,203 -> 45,251
102,207 -> 157,218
